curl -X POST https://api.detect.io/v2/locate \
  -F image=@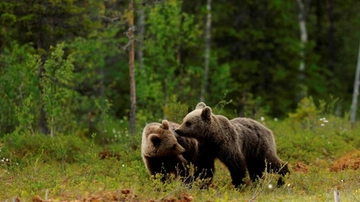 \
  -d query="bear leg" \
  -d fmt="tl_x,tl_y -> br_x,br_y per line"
265,157 -> 290,187
186,158 -> 215,189
219,150 -> 247,188
146,157 -> 178,183
246,159 -> 266,183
